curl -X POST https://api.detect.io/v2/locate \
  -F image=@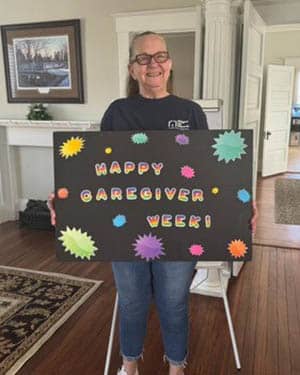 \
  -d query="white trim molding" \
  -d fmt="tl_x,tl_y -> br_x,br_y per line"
266,24 -> 300,32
